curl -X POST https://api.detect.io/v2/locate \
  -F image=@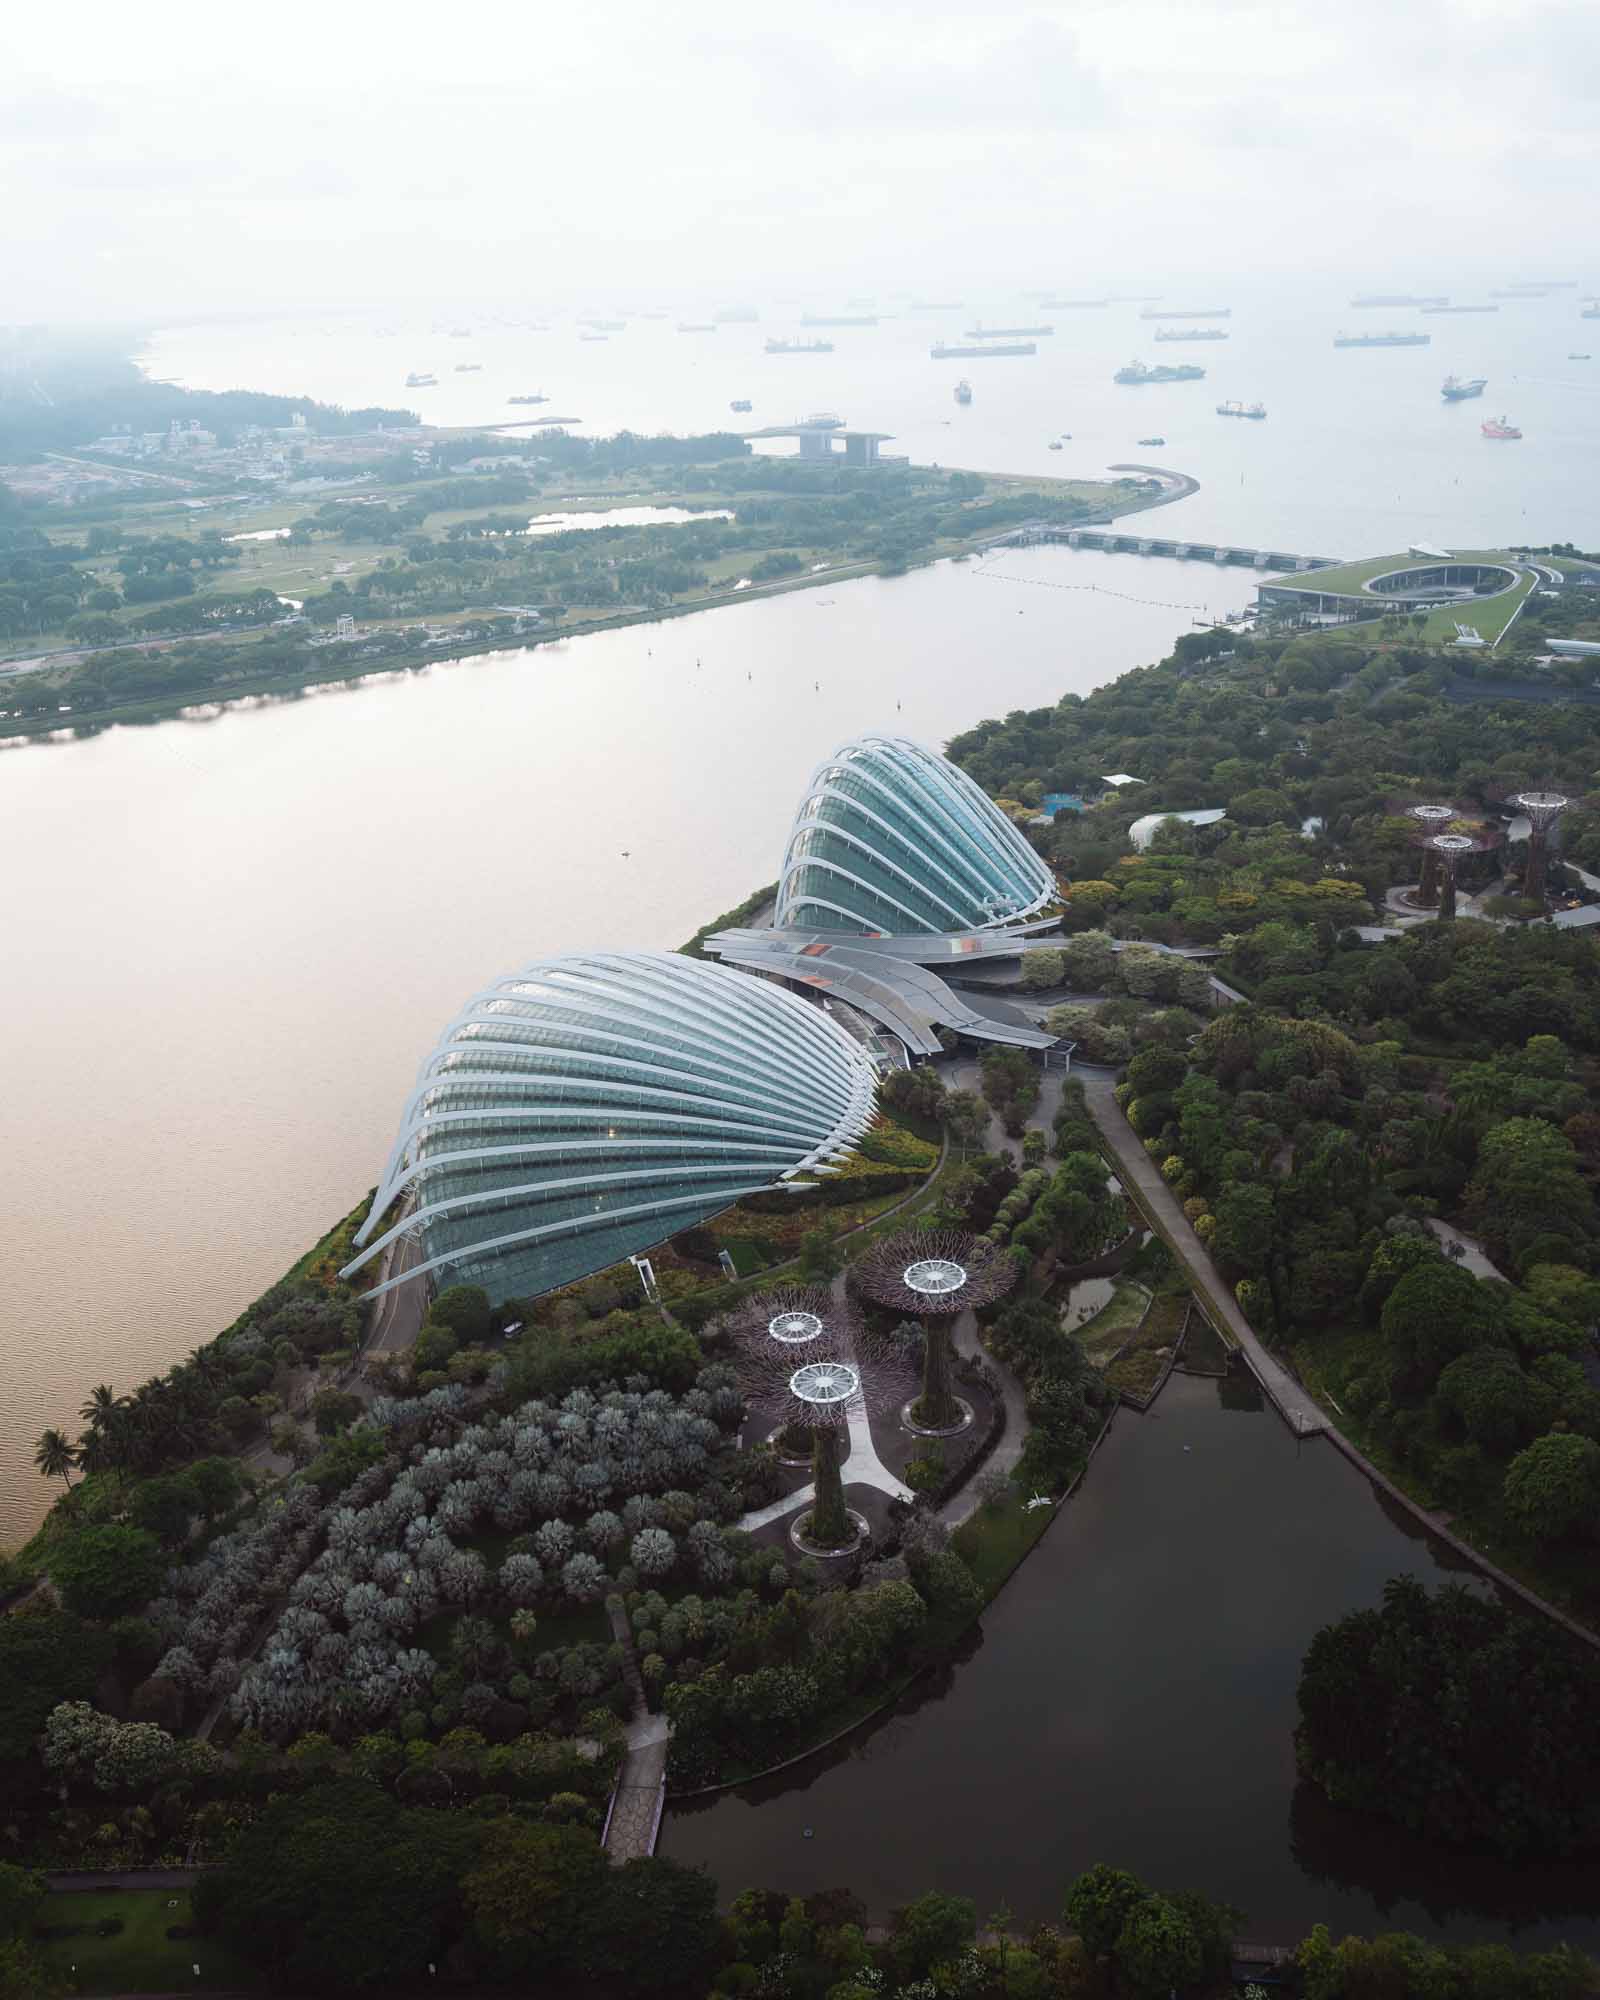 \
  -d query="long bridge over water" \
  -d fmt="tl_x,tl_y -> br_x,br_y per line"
993,518 -> 1341,574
